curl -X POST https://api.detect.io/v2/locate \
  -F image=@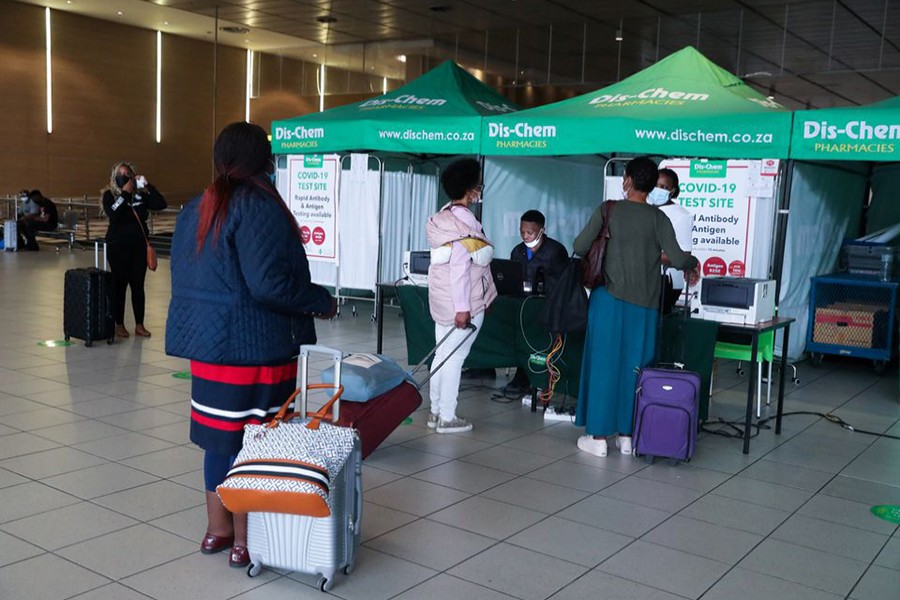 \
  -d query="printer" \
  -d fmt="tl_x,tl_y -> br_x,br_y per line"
699,277 -> 776,325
